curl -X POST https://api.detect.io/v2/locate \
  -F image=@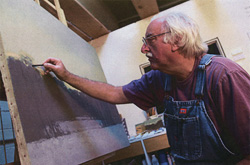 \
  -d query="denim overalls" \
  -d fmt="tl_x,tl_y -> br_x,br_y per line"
164,54 -> 235,164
